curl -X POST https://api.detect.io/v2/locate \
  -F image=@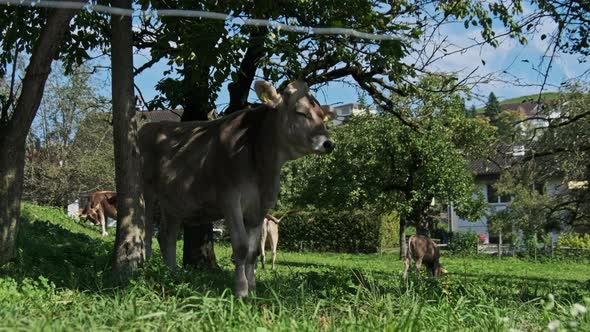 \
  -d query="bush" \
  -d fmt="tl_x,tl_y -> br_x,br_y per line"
278,209 -> 399,253
379,211 -> 400,251
449,231 -> 478,256
557,233 -> 590,249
